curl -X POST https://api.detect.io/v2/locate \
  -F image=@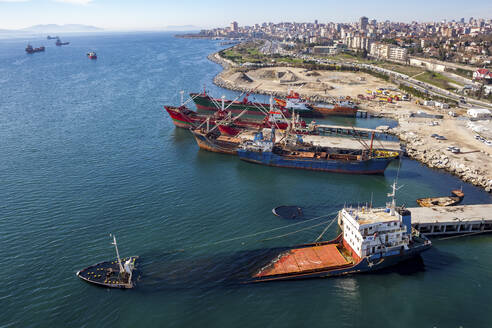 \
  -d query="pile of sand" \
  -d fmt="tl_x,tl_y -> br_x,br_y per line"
230,72 -> 254,84
258,70 -> 276,79
278,70 -> 298,83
